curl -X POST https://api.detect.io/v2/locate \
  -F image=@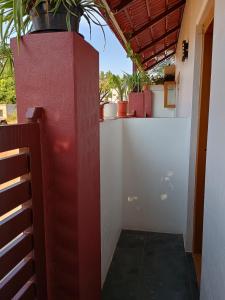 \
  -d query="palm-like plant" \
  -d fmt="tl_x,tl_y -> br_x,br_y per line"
140,71 -> 150,88
110,74 -> 127,101
124,71 -> 142,93
0,0 -> 106,75
0,18 -> 13,76
124,71 -> 151,93
0,0 -> 106,45
99,71 -> 112,104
